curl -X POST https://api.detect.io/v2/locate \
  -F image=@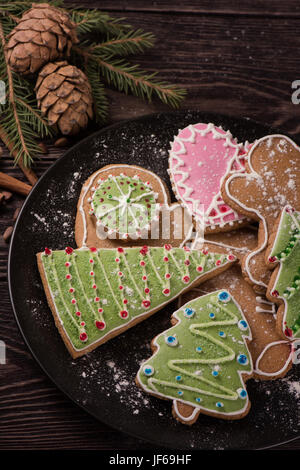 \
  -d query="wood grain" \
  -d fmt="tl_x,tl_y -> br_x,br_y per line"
0,0 -> 299,450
